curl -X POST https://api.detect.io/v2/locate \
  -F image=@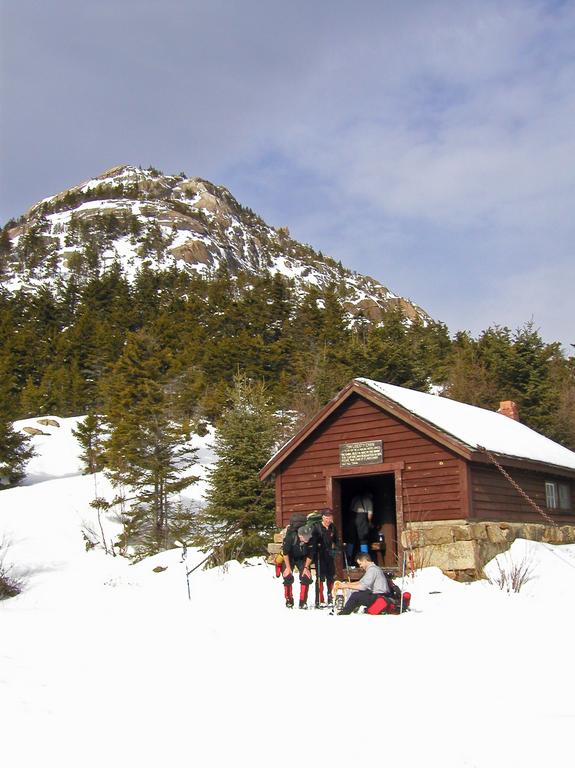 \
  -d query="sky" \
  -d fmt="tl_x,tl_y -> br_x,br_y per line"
1,0 -> 574,348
